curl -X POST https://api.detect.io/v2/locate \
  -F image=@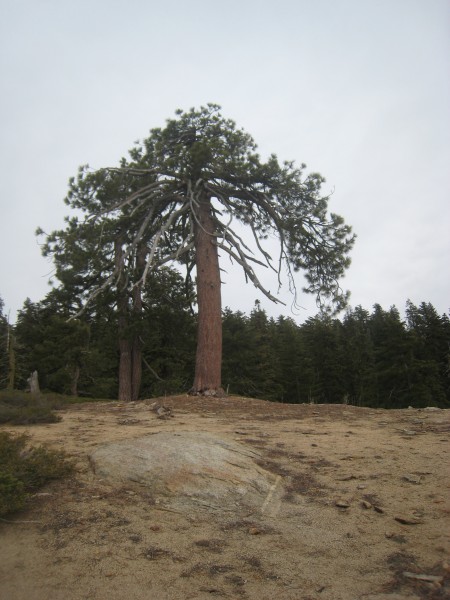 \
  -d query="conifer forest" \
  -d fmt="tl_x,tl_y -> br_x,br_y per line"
1,288 -> 449,409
